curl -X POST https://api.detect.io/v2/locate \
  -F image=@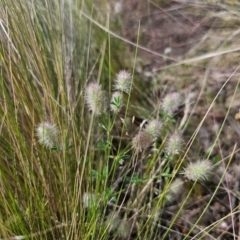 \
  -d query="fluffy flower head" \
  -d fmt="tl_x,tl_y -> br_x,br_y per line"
114,70 -> 132,94
162,92 -> 182,116
144,119 -> 162,139
183,160 -> 212,182
82,192 -> 96,208
166,178 -> 184,202
132,119 -> 162,152
169,178 -> 184,195
36,122 -> 59,149
85,82 -> 107,115
132,131 -> 154,153
105,213 -> 130,238
165,132 -> 184,155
